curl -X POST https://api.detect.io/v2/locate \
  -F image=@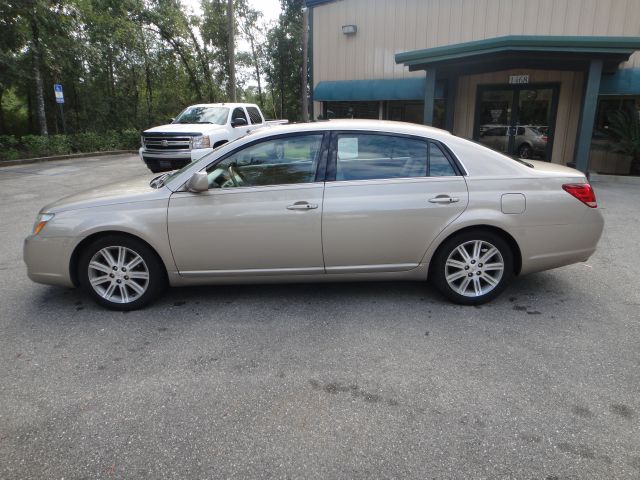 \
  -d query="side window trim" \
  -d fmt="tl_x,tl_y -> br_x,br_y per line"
431,139 -> 467,176
202,131 -> 330,188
